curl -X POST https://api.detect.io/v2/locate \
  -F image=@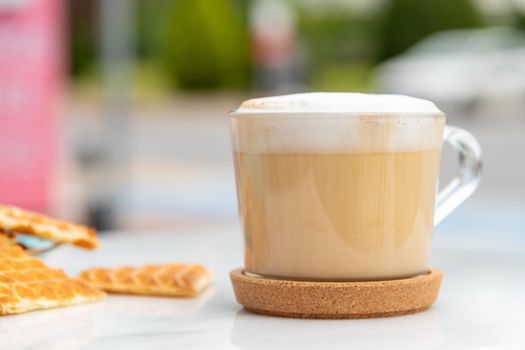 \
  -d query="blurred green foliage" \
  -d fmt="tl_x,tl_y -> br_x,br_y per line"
68,0 -> 97,77
376,0 -> 484,62
310,62 -> 374,92
157,0 -> 251,90
297,5 -> 376,62
516,10 -> 525,31
68,0 -> 524,92
295,3 -> 377,91
68,0 -> 251,91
